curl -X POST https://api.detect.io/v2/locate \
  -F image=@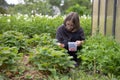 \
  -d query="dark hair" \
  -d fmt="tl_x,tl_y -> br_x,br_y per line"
64,12 -> 80,30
